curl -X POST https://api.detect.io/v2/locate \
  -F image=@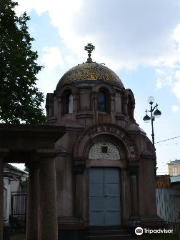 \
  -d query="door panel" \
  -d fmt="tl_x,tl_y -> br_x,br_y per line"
89,168 -> 121,226
89,197 -> 105,211
106,184 -> 120,196
105,211 -> 121,225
